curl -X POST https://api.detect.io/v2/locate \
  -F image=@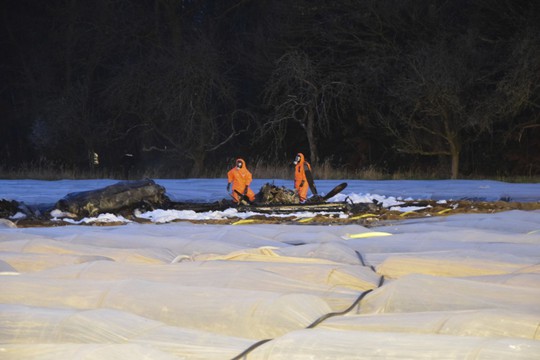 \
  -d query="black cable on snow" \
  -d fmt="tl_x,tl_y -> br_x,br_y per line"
355,250 -> 377,272
306,288 -> 373,328
307,274 -> 385,328
229,252 -> 384,360
230,339 -> 273,360
356,249 -> 367,266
